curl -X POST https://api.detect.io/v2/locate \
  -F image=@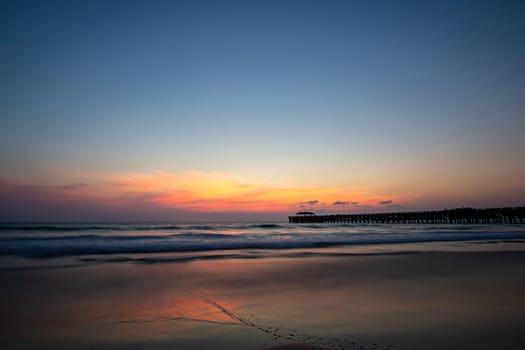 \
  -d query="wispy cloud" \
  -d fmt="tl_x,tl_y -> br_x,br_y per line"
300,200 -> 319,206
0,171 -> 412,220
